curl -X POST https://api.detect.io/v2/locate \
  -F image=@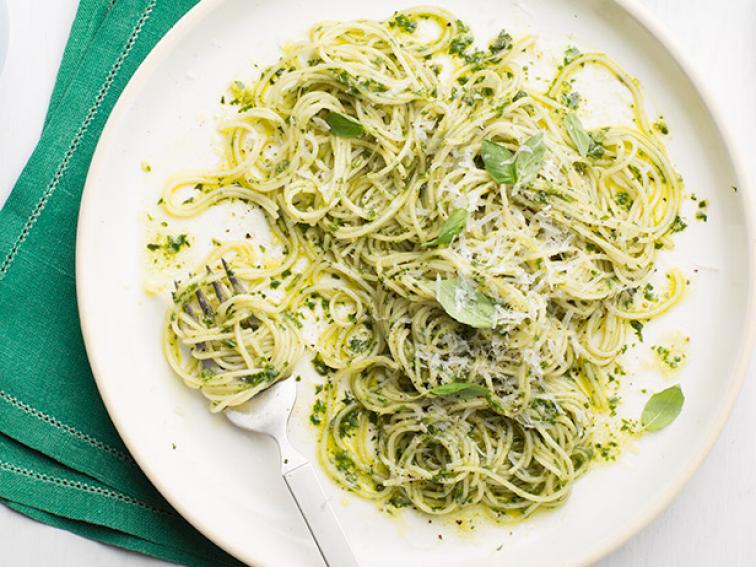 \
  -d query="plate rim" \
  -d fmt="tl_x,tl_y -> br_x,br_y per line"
76,0 -> 756,565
